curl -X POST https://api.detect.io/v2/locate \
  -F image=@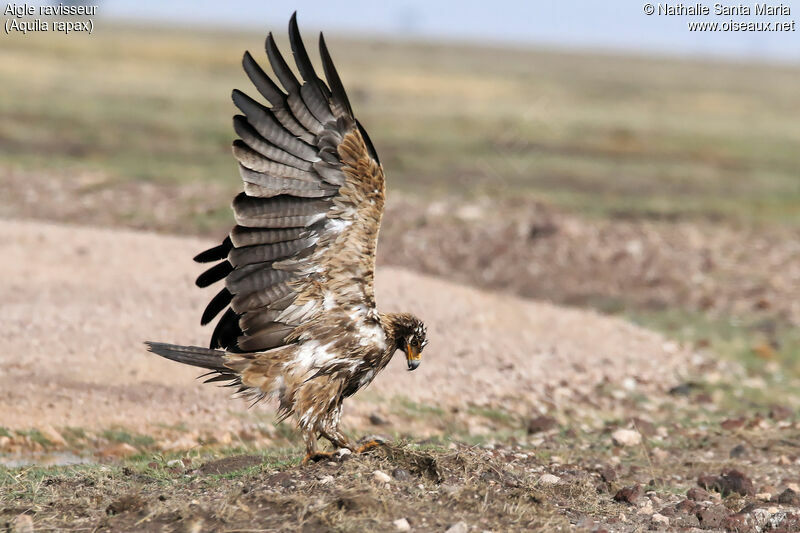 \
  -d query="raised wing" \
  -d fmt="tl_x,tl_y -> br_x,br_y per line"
194,13 -> 385,354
